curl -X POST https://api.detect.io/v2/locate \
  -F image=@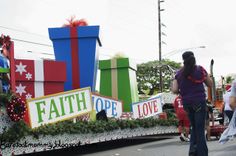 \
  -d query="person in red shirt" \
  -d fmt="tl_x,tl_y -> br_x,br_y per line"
173,95 -> 190,141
